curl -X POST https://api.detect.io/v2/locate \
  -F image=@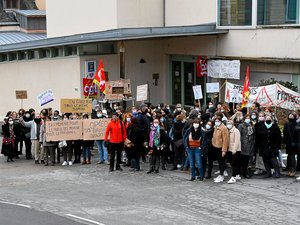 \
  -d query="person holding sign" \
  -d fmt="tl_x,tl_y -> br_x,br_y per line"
104,112 -> 127,172
82,114 -> 94,165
